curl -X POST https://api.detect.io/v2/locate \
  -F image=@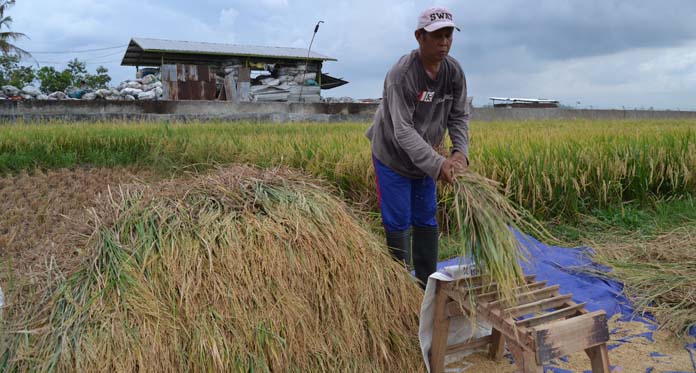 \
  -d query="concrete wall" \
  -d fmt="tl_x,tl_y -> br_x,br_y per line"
2,100 -> 696,123
472,107 -> 696,121
0,100 -> 379,123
